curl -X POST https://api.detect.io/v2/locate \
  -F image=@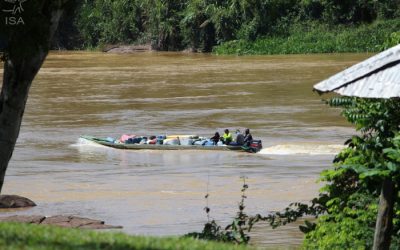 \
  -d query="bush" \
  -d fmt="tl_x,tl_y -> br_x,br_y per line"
214,19 -> 400,55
